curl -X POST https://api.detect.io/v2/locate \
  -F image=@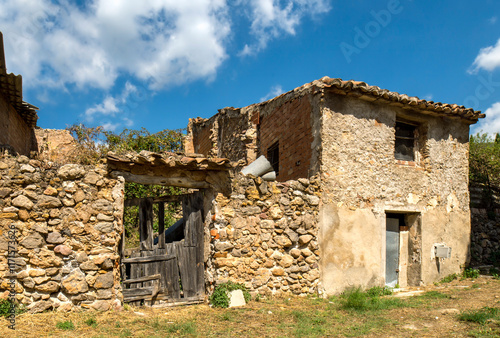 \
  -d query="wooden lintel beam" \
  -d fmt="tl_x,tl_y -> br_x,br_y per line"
109,171 -> 211,188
